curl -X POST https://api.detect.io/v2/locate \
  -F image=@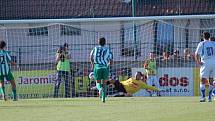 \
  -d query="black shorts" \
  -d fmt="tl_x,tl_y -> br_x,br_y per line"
113,80 -> 127,93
